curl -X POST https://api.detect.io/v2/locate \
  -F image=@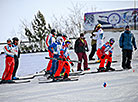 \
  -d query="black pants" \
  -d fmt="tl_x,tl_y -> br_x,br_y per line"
89,43 -> 96,59
12,56 -> 19,77
122,49 -> 132,69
